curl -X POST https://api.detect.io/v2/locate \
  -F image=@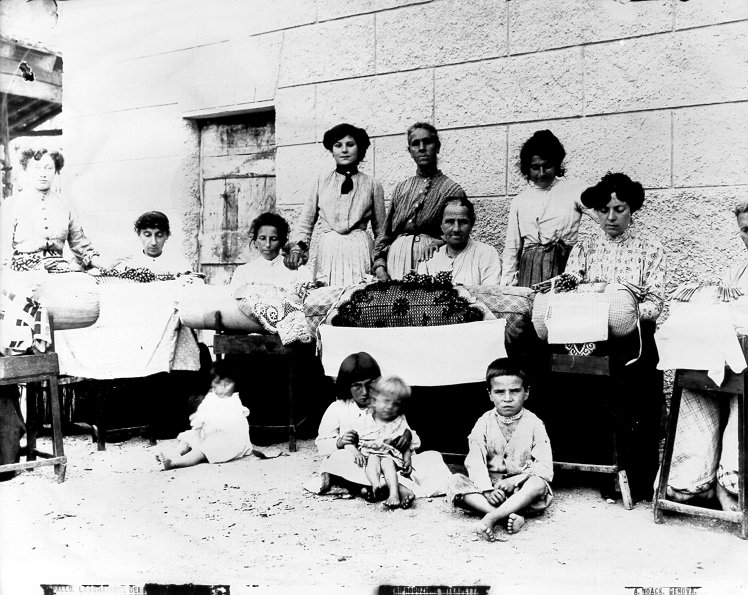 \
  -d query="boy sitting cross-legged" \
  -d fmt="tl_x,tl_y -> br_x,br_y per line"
448,357 -> 553,542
